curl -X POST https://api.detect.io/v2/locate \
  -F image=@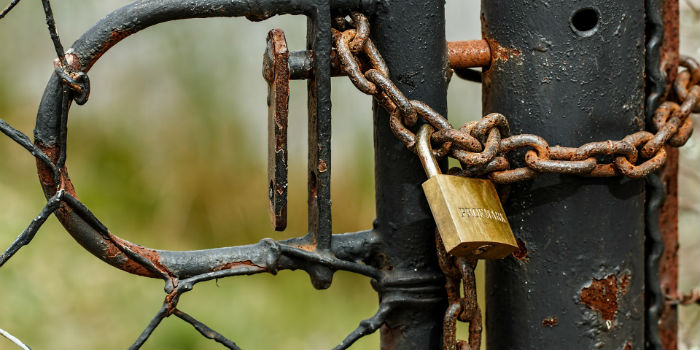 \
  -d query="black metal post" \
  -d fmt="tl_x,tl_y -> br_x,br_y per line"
304,0 -> 336,289
370,1 -> 448,349
482,1 -> 646,349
